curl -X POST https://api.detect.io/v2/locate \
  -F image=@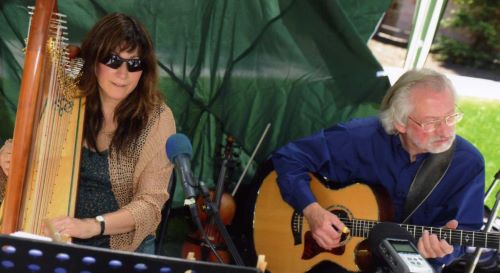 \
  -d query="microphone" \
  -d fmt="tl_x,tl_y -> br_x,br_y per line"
368,222 -> 434,273
166,133 -> 197,203
165,133 -> 229,264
